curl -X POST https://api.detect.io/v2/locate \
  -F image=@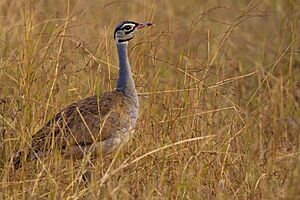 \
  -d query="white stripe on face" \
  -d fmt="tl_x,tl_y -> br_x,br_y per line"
120,23 -> 135,31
